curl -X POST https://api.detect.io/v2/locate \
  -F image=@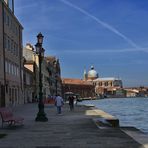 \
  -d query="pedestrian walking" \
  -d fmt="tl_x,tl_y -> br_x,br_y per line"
68,96 -> 75,111
55,94 -> 64,114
